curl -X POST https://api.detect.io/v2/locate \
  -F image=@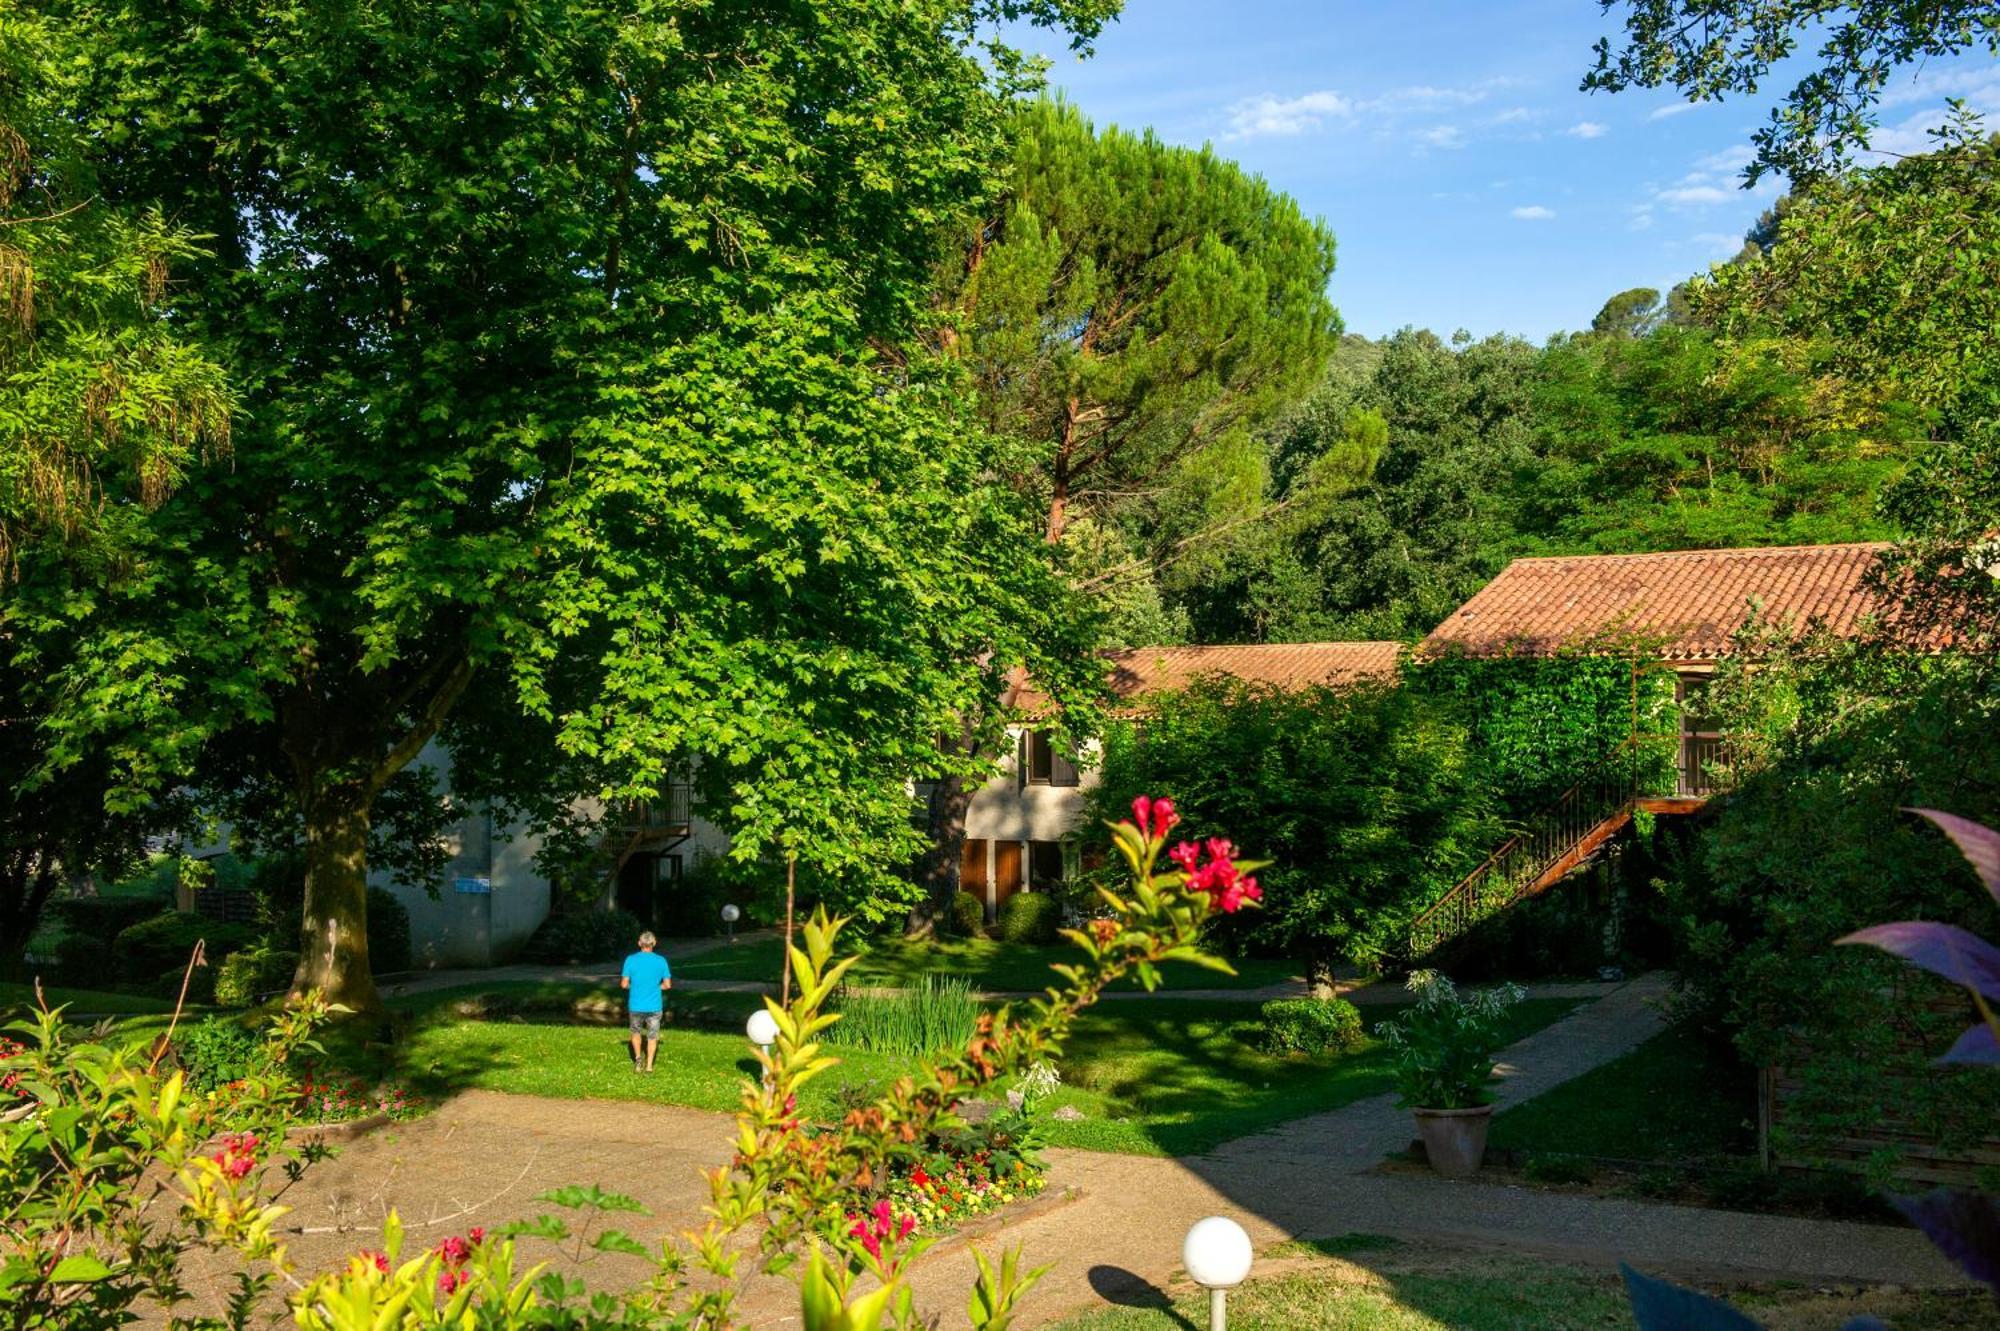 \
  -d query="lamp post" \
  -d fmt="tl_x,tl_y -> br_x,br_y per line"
1182,1216 -> 1252,1331
746,1008 -> 779,1091
720,902 -> 741,944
